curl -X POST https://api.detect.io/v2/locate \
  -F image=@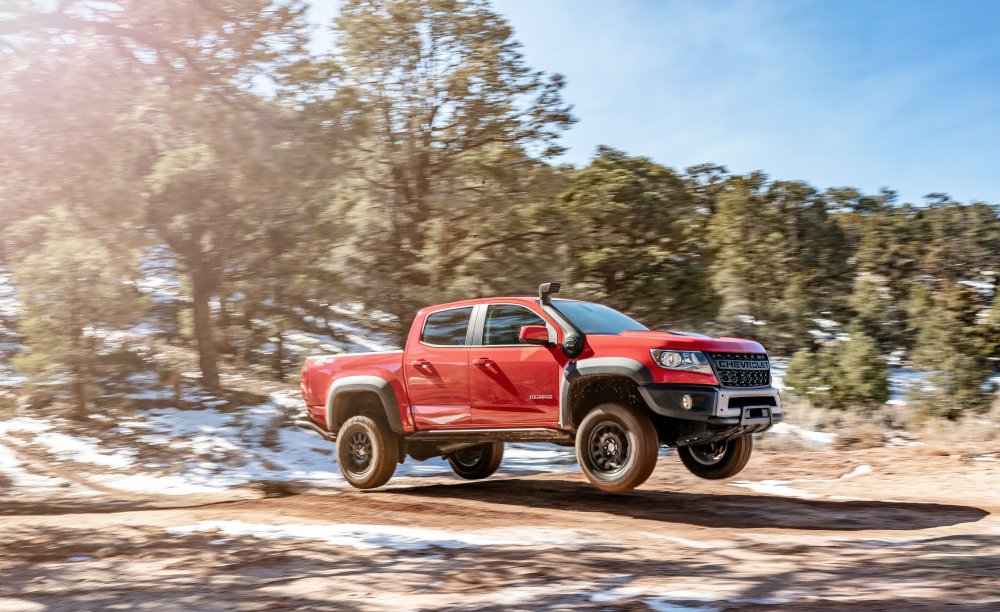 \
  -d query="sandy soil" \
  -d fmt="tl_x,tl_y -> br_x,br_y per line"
1,446 -> 998,611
